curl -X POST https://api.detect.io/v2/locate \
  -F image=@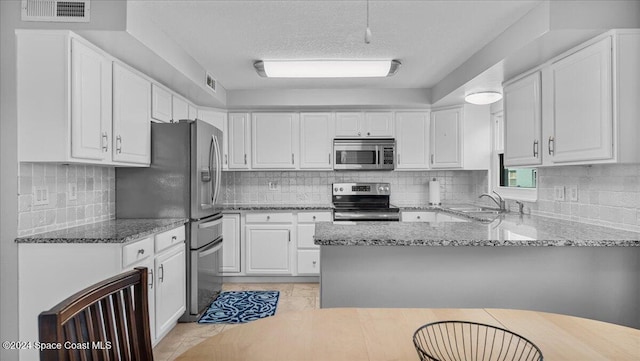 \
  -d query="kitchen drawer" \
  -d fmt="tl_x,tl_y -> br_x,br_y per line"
401,211 -> 437,222
298,211 -> 332,223
246,212 -> 293,223
297,250 -> 320,275
155,225 -> 186,253
122,237 -> 154,268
